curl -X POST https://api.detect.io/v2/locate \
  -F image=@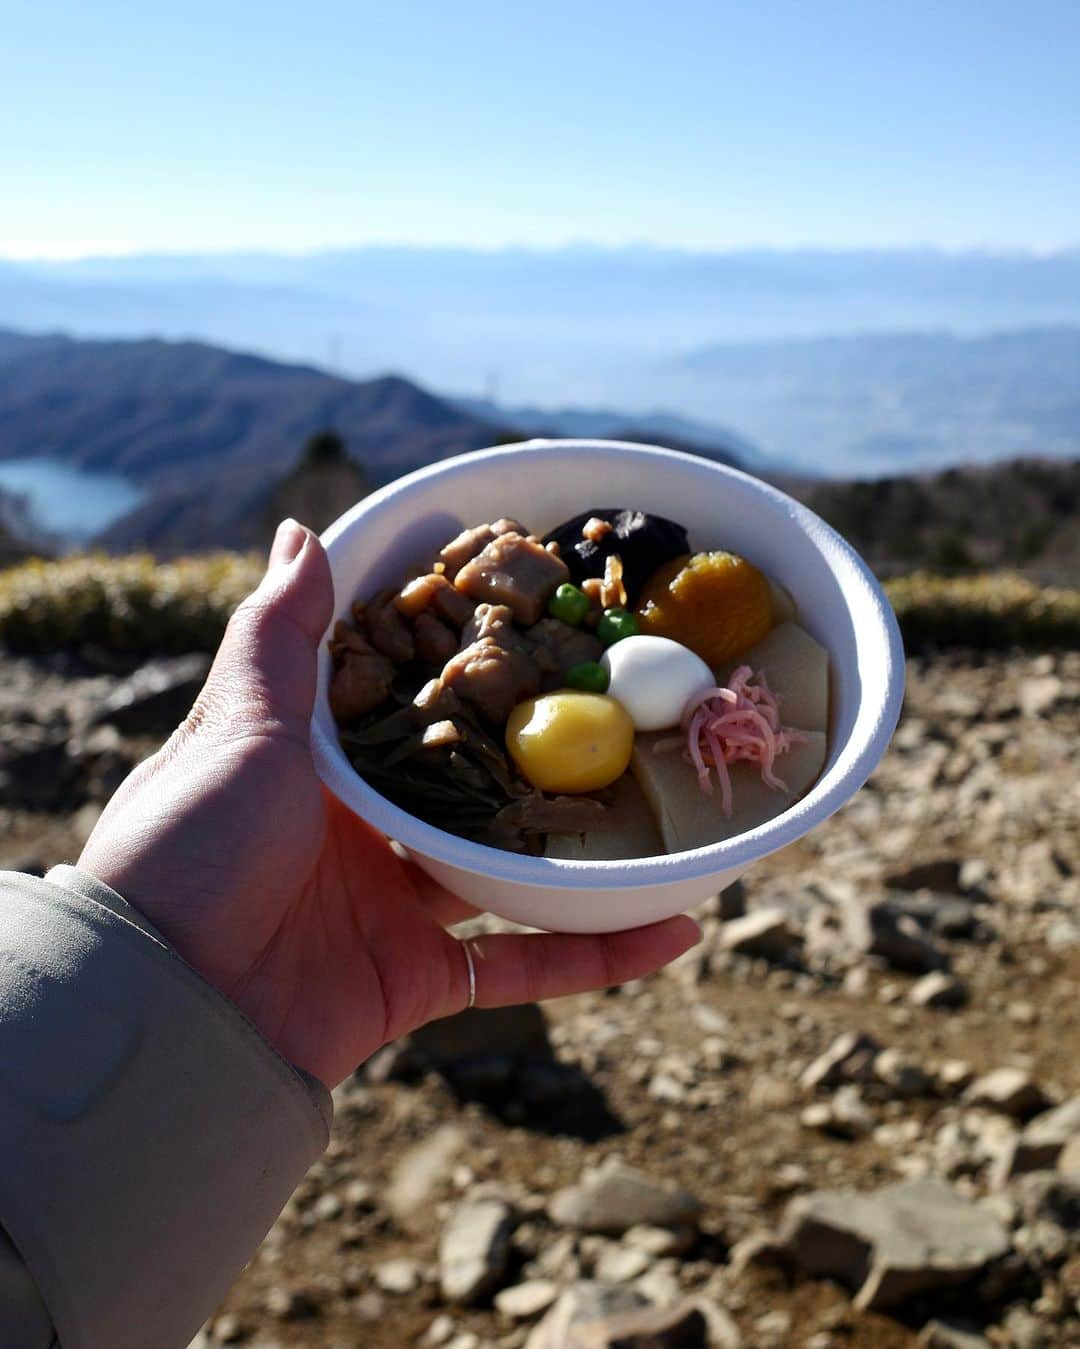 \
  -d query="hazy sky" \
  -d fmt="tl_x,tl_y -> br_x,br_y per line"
3,0 -> 1079,258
